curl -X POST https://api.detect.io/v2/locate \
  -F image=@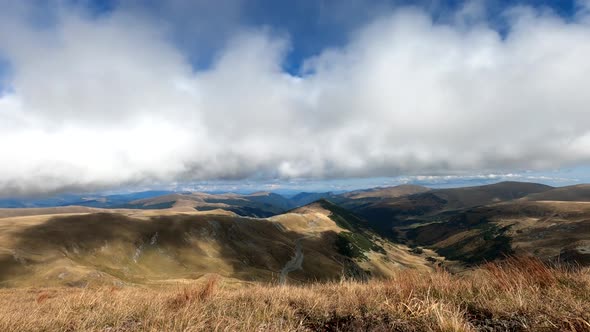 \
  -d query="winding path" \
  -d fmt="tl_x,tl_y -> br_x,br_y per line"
279,237 -> 306,285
